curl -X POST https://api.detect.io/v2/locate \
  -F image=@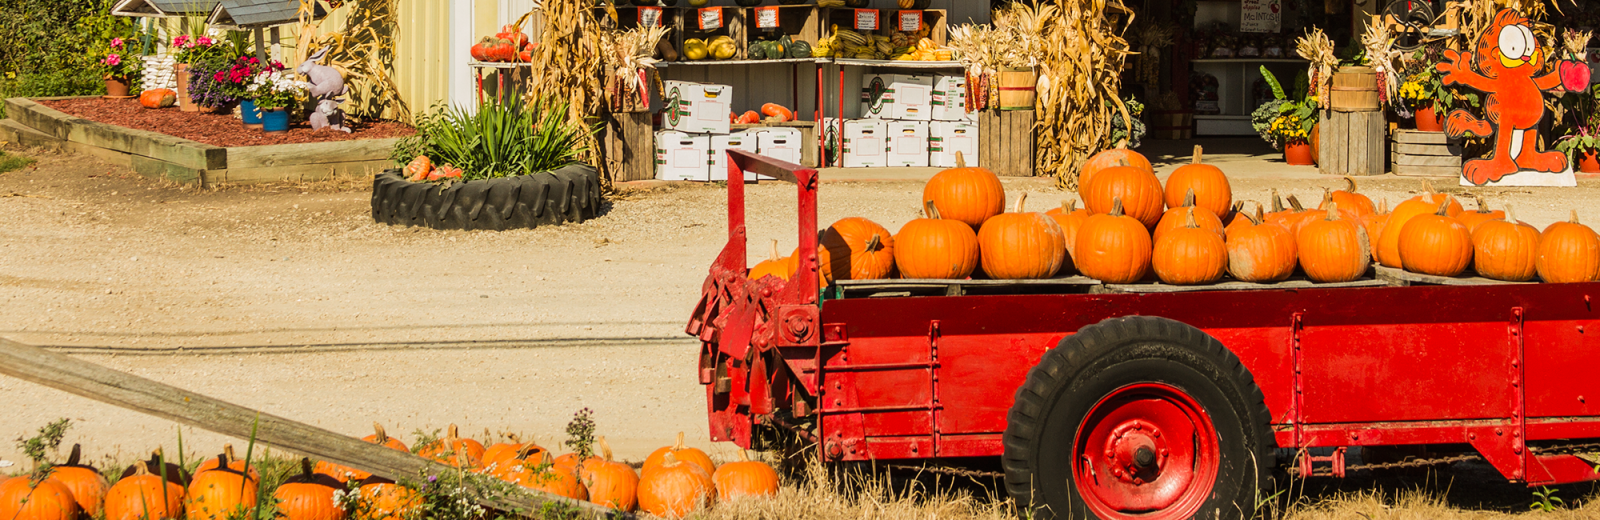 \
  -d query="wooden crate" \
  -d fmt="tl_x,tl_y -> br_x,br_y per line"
1391,129 -> 1463,177
591,5 -> 680,31
823,8 -> 882,36
744,6 -> 821,47
877,8 -> 948,46
604,111 -> 655,183
979,109 -> 1035,177
1318,110 -> 1386,176
675,7 -> 748,61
